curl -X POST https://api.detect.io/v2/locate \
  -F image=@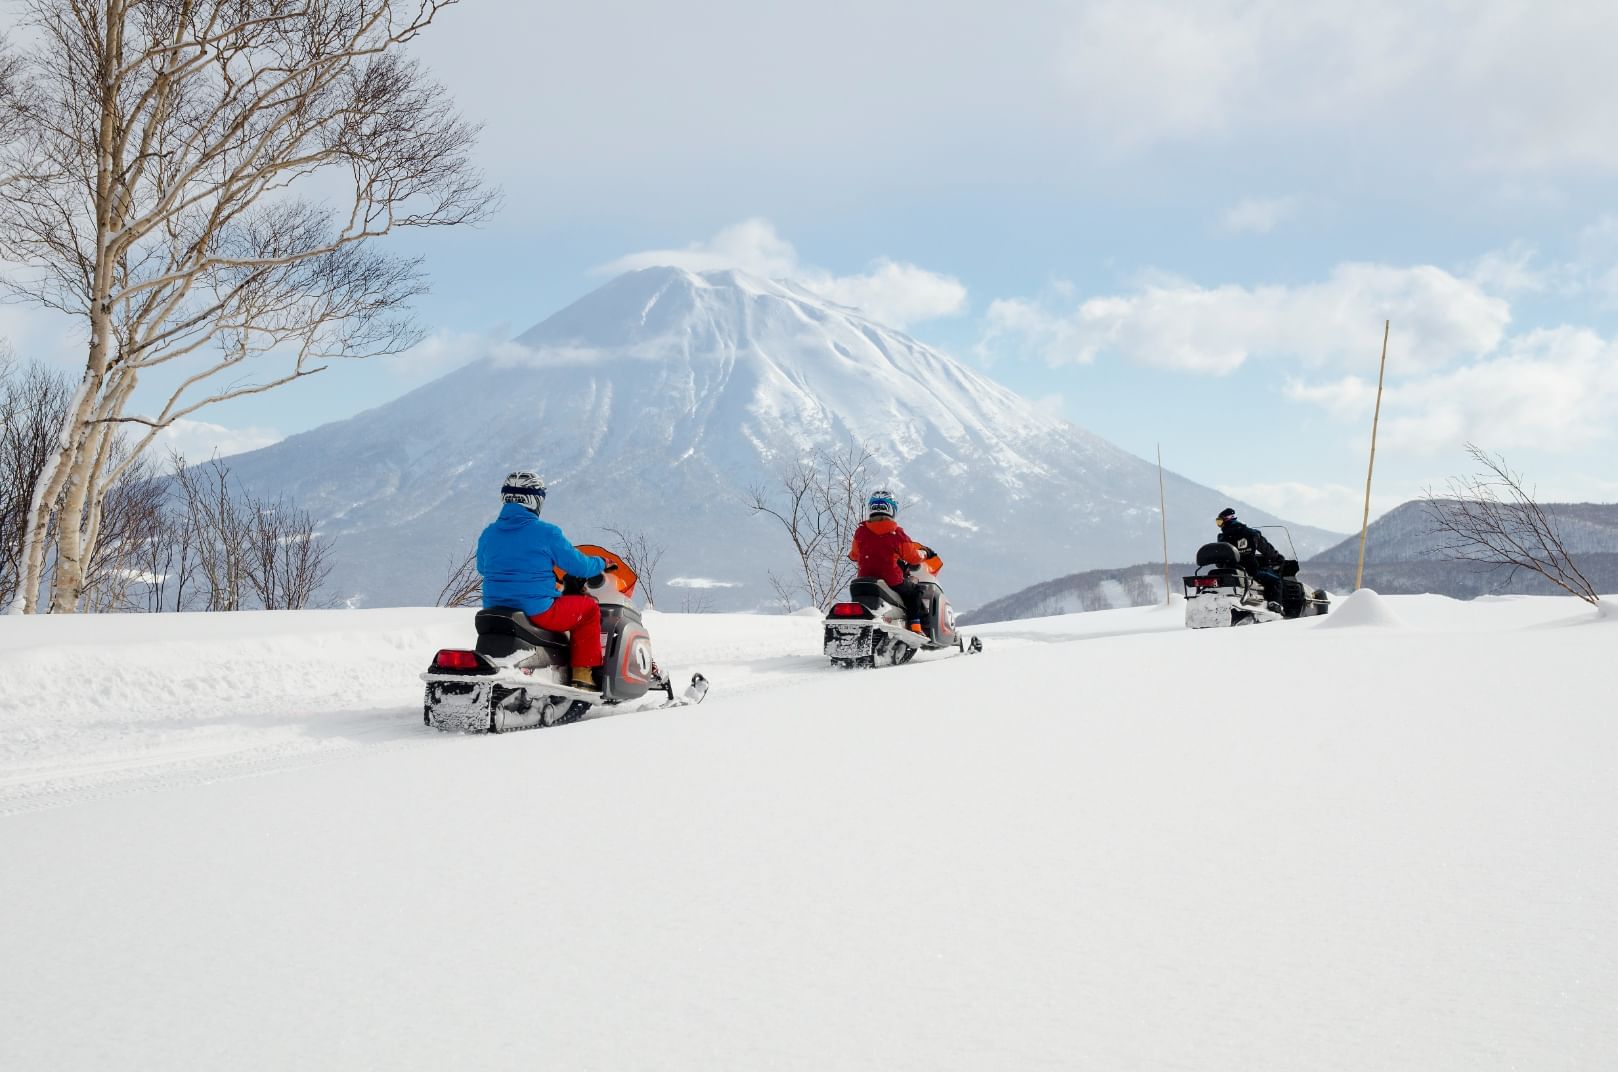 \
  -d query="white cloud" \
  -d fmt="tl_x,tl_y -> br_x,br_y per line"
599,219 -> 800,280
154,419 -> 283,464
1464,244 -> 1551,297
599,220 -> 966,328
1058,1 -> 1618,171
1029,393 -> 1067,418
392,329 -> 512,380
1287,326 -> 1618,456
812,260 -> 968,330
981,263 -> 1508,374
667,577 -> 742,589
1219,196 -> 1305,235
